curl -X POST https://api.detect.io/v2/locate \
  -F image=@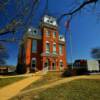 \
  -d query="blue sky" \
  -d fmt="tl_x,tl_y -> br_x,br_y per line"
0,0 -> 100,65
